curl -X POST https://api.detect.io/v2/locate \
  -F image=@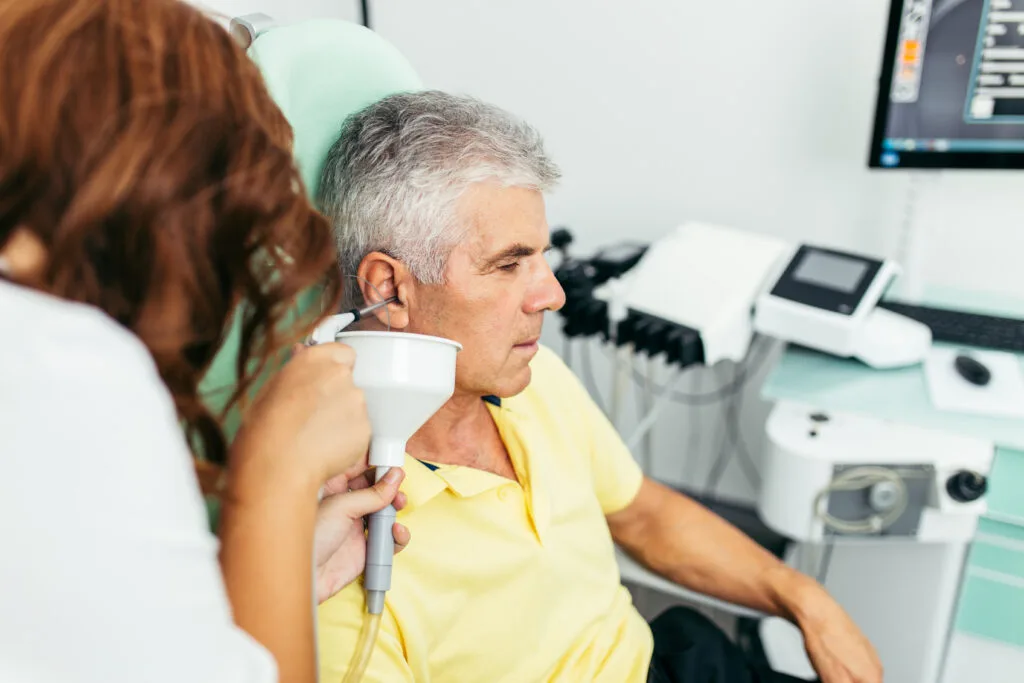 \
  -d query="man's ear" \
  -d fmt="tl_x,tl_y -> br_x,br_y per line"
356,251 -> 411,329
